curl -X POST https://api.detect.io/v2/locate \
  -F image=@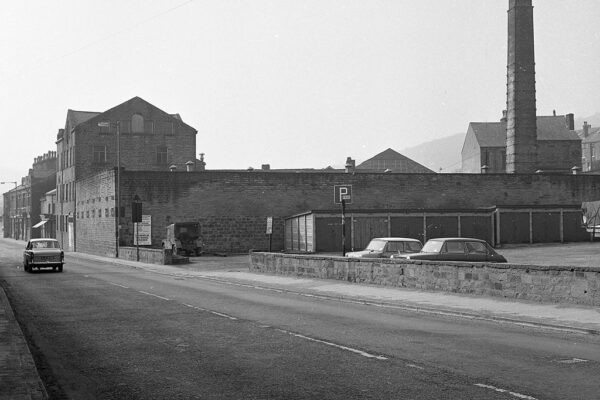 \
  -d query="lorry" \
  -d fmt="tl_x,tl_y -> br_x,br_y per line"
162,222 -> 203,256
